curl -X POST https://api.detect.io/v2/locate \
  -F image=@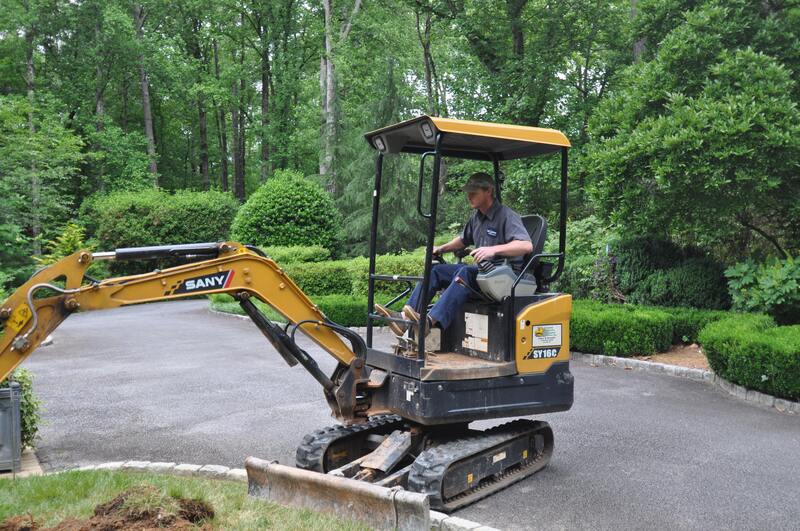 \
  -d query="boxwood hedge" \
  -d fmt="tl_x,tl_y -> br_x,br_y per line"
209,293 -> 368,327
699,315 -> 800,400
571,300 -> 674,356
